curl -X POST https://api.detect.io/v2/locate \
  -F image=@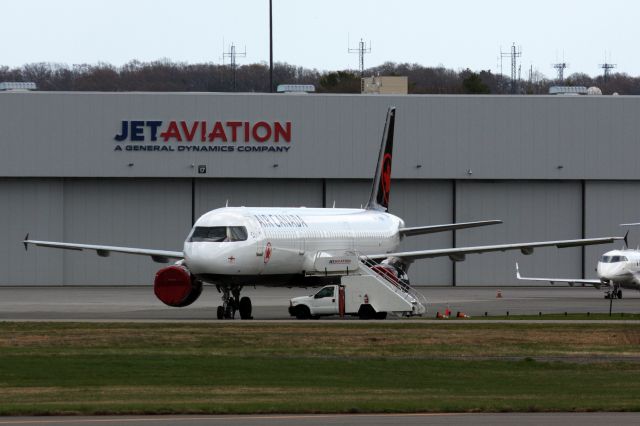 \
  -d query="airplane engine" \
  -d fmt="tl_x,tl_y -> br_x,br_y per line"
154,265 -> 203,307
